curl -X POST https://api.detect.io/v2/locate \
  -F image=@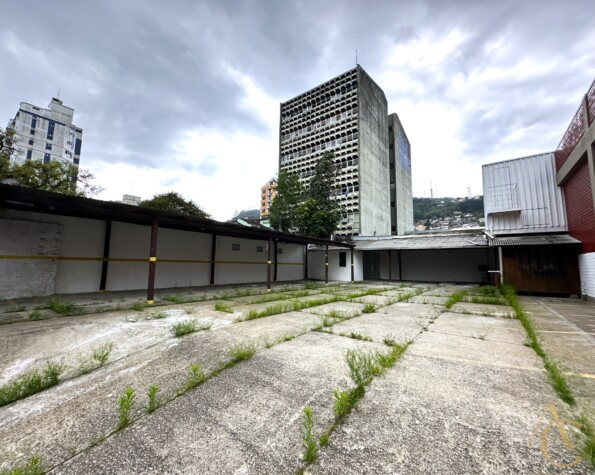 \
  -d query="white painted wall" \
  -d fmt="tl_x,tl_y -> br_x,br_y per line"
215,235 -> 268,285
276,243 -> 305,281
401,249 -> 488,283
579,252 -> 595,298
307,249 -> 363,281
